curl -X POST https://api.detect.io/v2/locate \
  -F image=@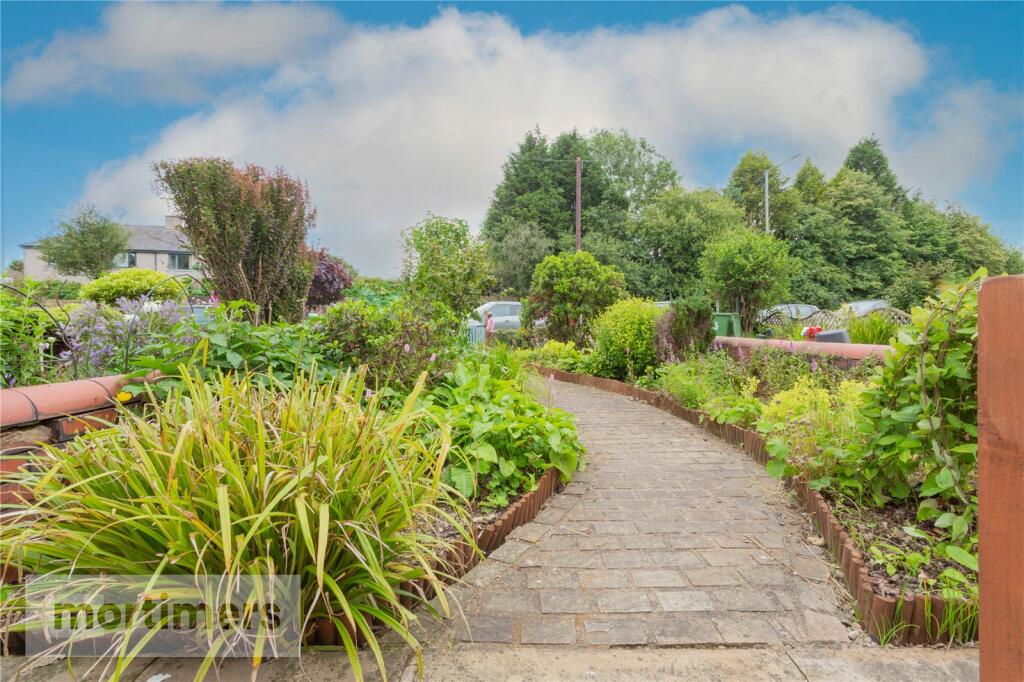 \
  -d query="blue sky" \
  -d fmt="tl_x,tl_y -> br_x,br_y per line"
2,1 -> 1022,275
